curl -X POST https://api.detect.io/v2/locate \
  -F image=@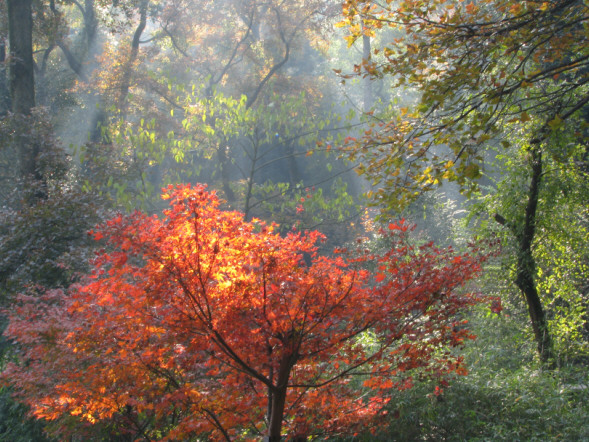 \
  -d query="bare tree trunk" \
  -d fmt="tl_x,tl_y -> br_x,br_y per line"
217,144 -> 236,203
7,0 -> 45,199
7,0 -> 34,115
0,36 -> 10,114
118,0 -> 148,117
83,0 -> 98,47
285,140 -> 301,187
362,32 -> 373,112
